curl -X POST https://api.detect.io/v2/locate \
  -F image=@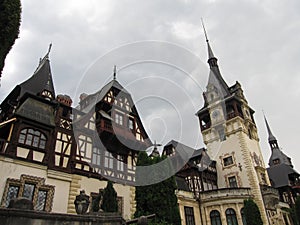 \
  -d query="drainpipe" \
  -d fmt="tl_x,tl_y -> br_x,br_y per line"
197,195 -> 204,225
